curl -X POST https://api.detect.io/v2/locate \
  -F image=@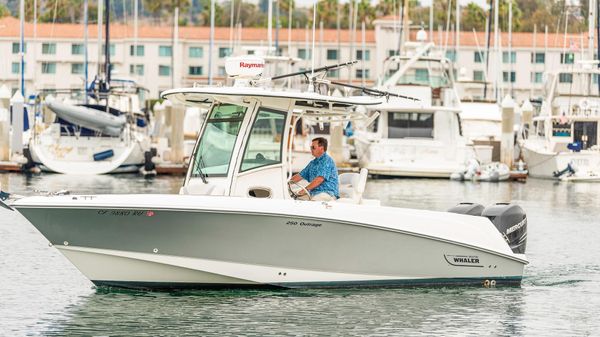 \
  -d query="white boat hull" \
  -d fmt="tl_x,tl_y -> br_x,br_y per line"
521,144 -> 600,179
29,130 -> 147,175
14,194 -> 527,289
354,138 -> 472,178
